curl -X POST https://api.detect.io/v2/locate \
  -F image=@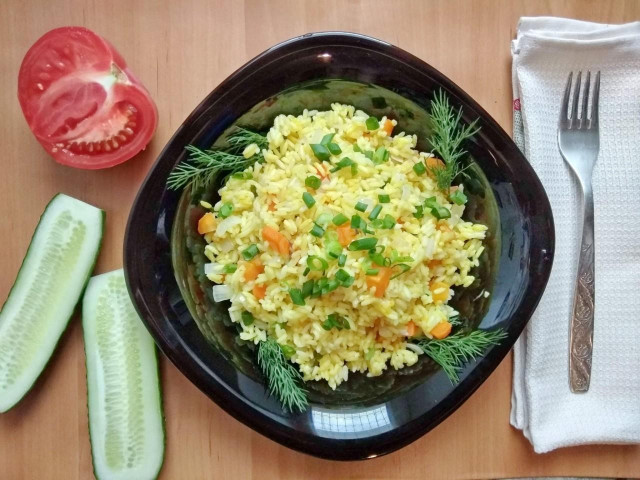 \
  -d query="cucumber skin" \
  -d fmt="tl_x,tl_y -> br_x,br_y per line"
0,193 -> 105,413
83,271 -> 165,480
